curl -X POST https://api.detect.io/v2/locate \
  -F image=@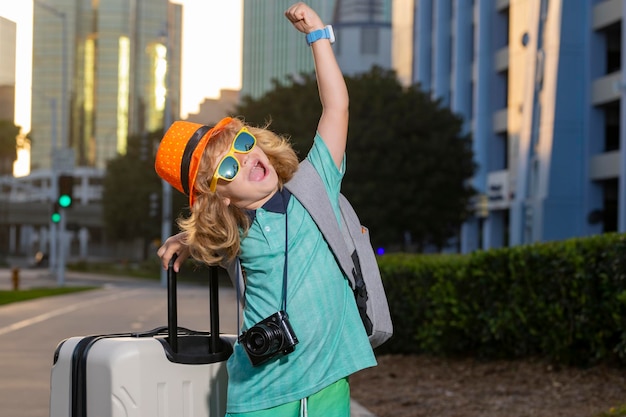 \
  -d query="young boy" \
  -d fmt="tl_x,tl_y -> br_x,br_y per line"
155,3 -> 376,416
